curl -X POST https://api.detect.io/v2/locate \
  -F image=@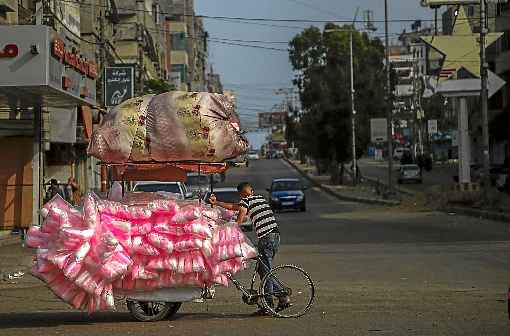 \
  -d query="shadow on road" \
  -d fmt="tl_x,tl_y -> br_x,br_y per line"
0,311 -> 257,329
